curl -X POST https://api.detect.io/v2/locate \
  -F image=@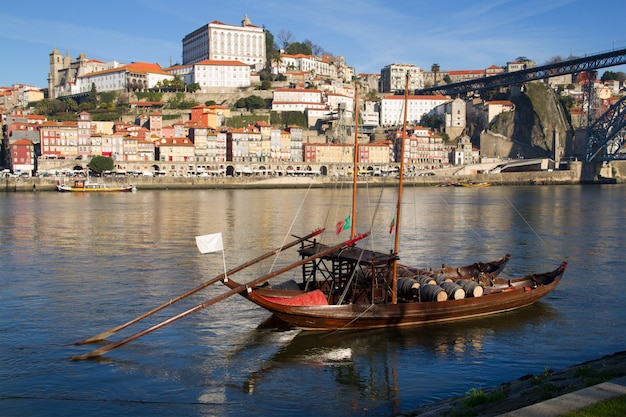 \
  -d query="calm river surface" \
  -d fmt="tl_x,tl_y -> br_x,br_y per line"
1,184 -> 625,416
